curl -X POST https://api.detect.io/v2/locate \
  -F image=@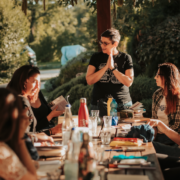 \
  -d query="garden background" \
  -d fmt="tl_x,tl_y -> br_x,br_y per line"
1,0 -> 180,117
